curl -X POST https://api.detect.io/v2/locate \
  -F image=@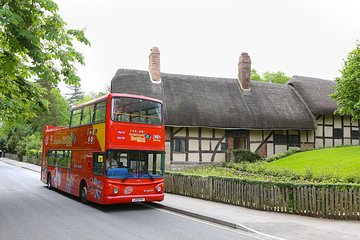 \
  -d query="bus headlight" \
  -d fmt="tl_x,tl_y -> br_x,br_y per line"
113,187 -> 119,195
156,185 -> 162,193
